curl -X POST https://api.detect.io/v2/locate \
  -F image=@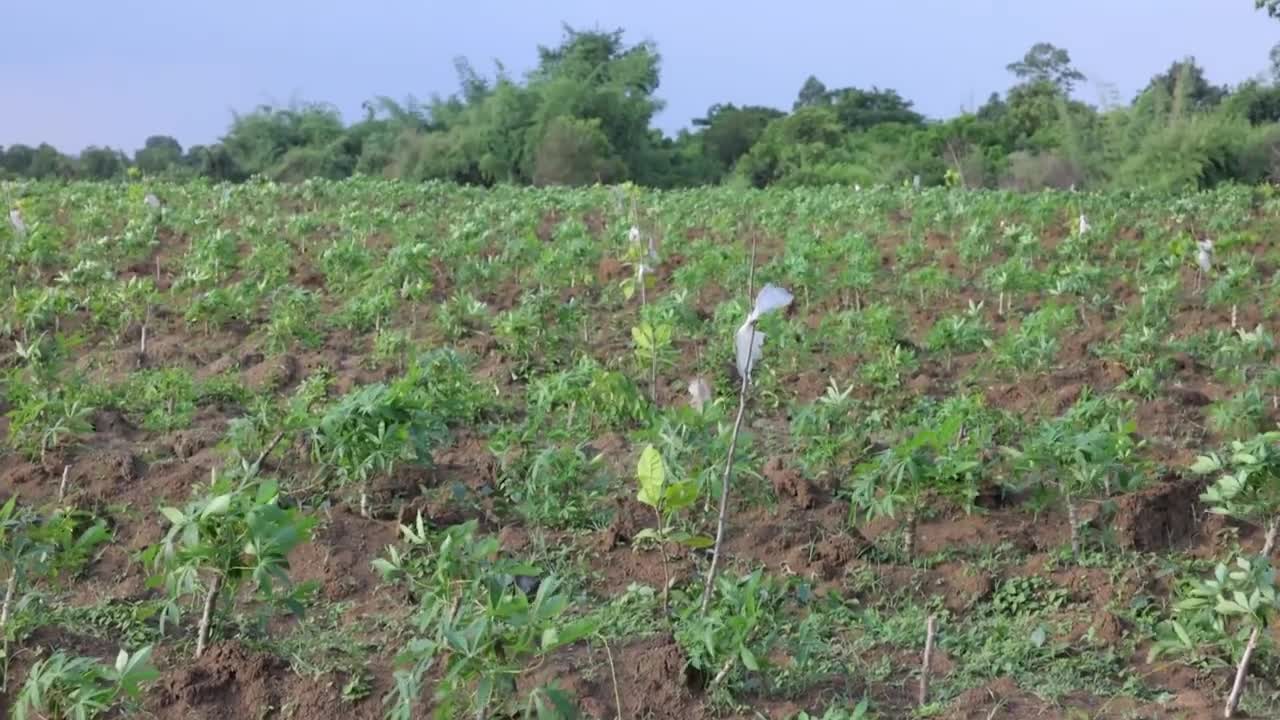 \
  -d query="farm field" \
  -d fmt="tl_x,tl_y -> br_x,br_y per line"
2,179 -> 1280,719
